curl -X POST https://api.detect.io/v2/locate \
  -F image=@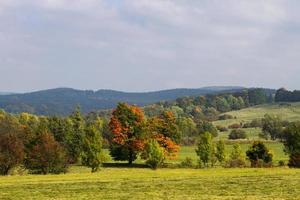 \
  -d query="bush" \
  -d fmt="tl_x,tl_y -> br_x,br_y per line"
179,157 -> 194,168
226,144 -> 246,168
228,123 -> 241,129
278,160 -> 285,167
250,119 -> 263,128
144,140 -> 165,170
228,129 -> 247,140
26,132 -> 68,174
0,133 -> 24,175
216,125 -> 228,132
218,114 -> 234,120
246,141 -> 273,167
